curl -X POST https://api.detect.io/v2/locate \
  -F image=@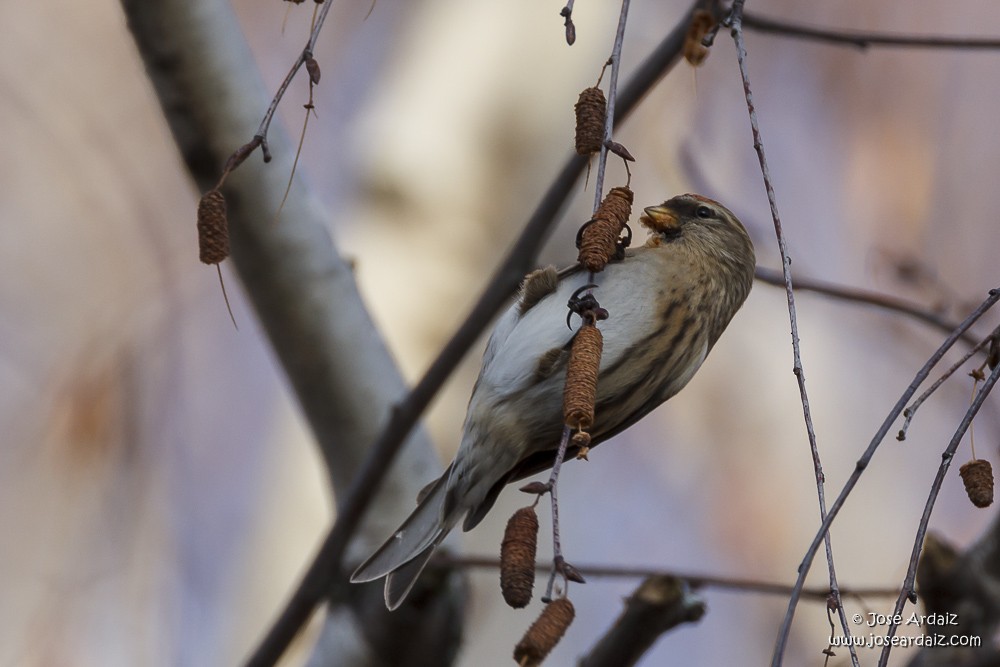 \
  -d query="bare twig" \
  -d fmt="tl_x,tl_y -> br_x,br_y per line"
242,7 -> 701,665
249,0 -> 335,162
591,0 -> 631,212
878,360 -> 1000,667
743,11 -> 1000,50
542,426 -> 573,602
897,329 -> 997,441
770,288 -> 1000,665
727,3 -> 856,663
